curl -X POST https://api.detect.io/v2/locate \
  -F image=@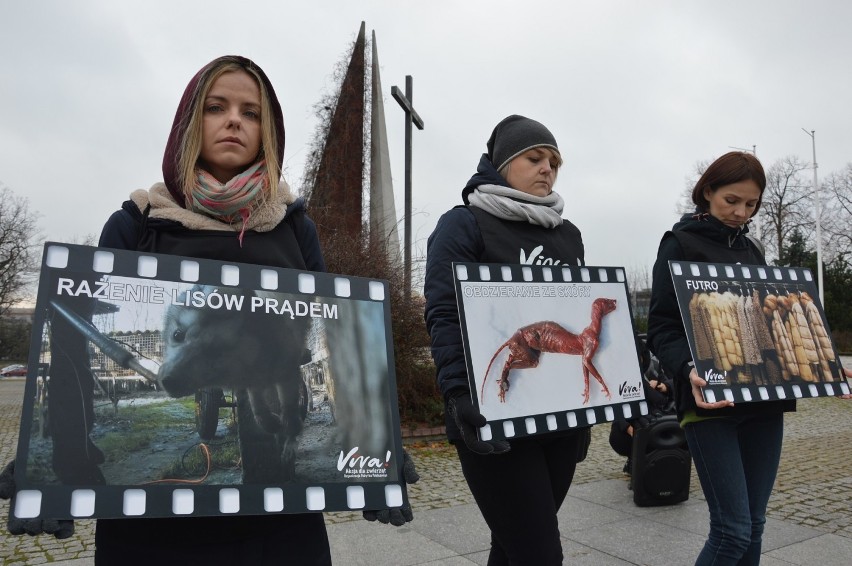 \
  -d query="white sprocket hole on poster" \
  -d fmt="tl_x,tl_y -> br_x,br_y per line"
524,417 -> 536,434
724,265 -> 735,278
791,385 -> 802,398
565,412 -> 578,427
561,267 -> 573,281
584,408 -> 597,425
13,490 -> 41,518
122,489 -> 146,516
501,266 -> 512,281
616,268 -> 626,282
626,403 -> 640,419
346,486 -> 365,509
369,281 -> 385,301
476,265 -> 489,280
808,384 -> 819,397
788,269 -> 798,281
773,267 -> 783,280
93,251 -> 114,273
840,382 -> 850,395
298,273 -> 315,294
71,489 -> 96,517
741,388 -> 753,402
260,268 -> 278,290
704,390 -> 717,403
689,263 -> 701,277
180,260 -> 199,282
219,488 -> 240,514
264,488 -> 284,512
546,414 -> 557,431
334,277 -> 351,297
741,266 -> 752,278
708,265 -> 718,277
221,265 -> 239,286
758,387 -> 769,400
172,489 -> 194,515
598,268 -> 608,282
775,386 -> 787,399
455,264 -> 469,280
479,424 -> 493,440
823,383 -> 836,396
46,245 -> 70,268
580,268 -> 590,282
671,262 -> 683,276
603,405 -> 614,421
542,267 -> 553,282
803,270 -> 813,281
522,266 -> 533,281
137,255 -> 157,278
384,484 -> 403,507
757,267 -> 768,279
306,487 -> 325,510
502,420 -> 515,437
723,389 -> 735,402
